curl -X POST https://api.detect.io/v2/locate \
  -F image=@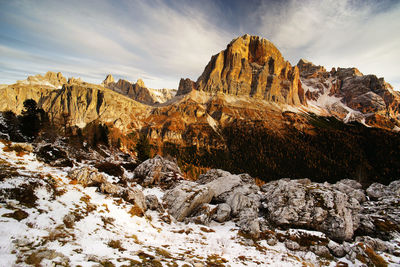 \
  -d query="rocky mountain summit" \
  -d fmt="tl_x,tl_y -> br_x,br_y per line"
0,34 -> 399,184
298,59 -> 400,127
102,74 -> 176,105
16,71 -> 67,89
178,34 -> 305,106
